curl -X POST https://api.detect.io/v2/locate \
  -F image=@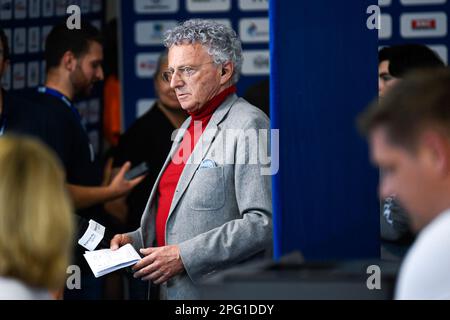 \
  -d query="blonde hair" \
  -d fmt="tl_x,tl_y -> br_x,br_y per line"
0,135 -> 74,290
